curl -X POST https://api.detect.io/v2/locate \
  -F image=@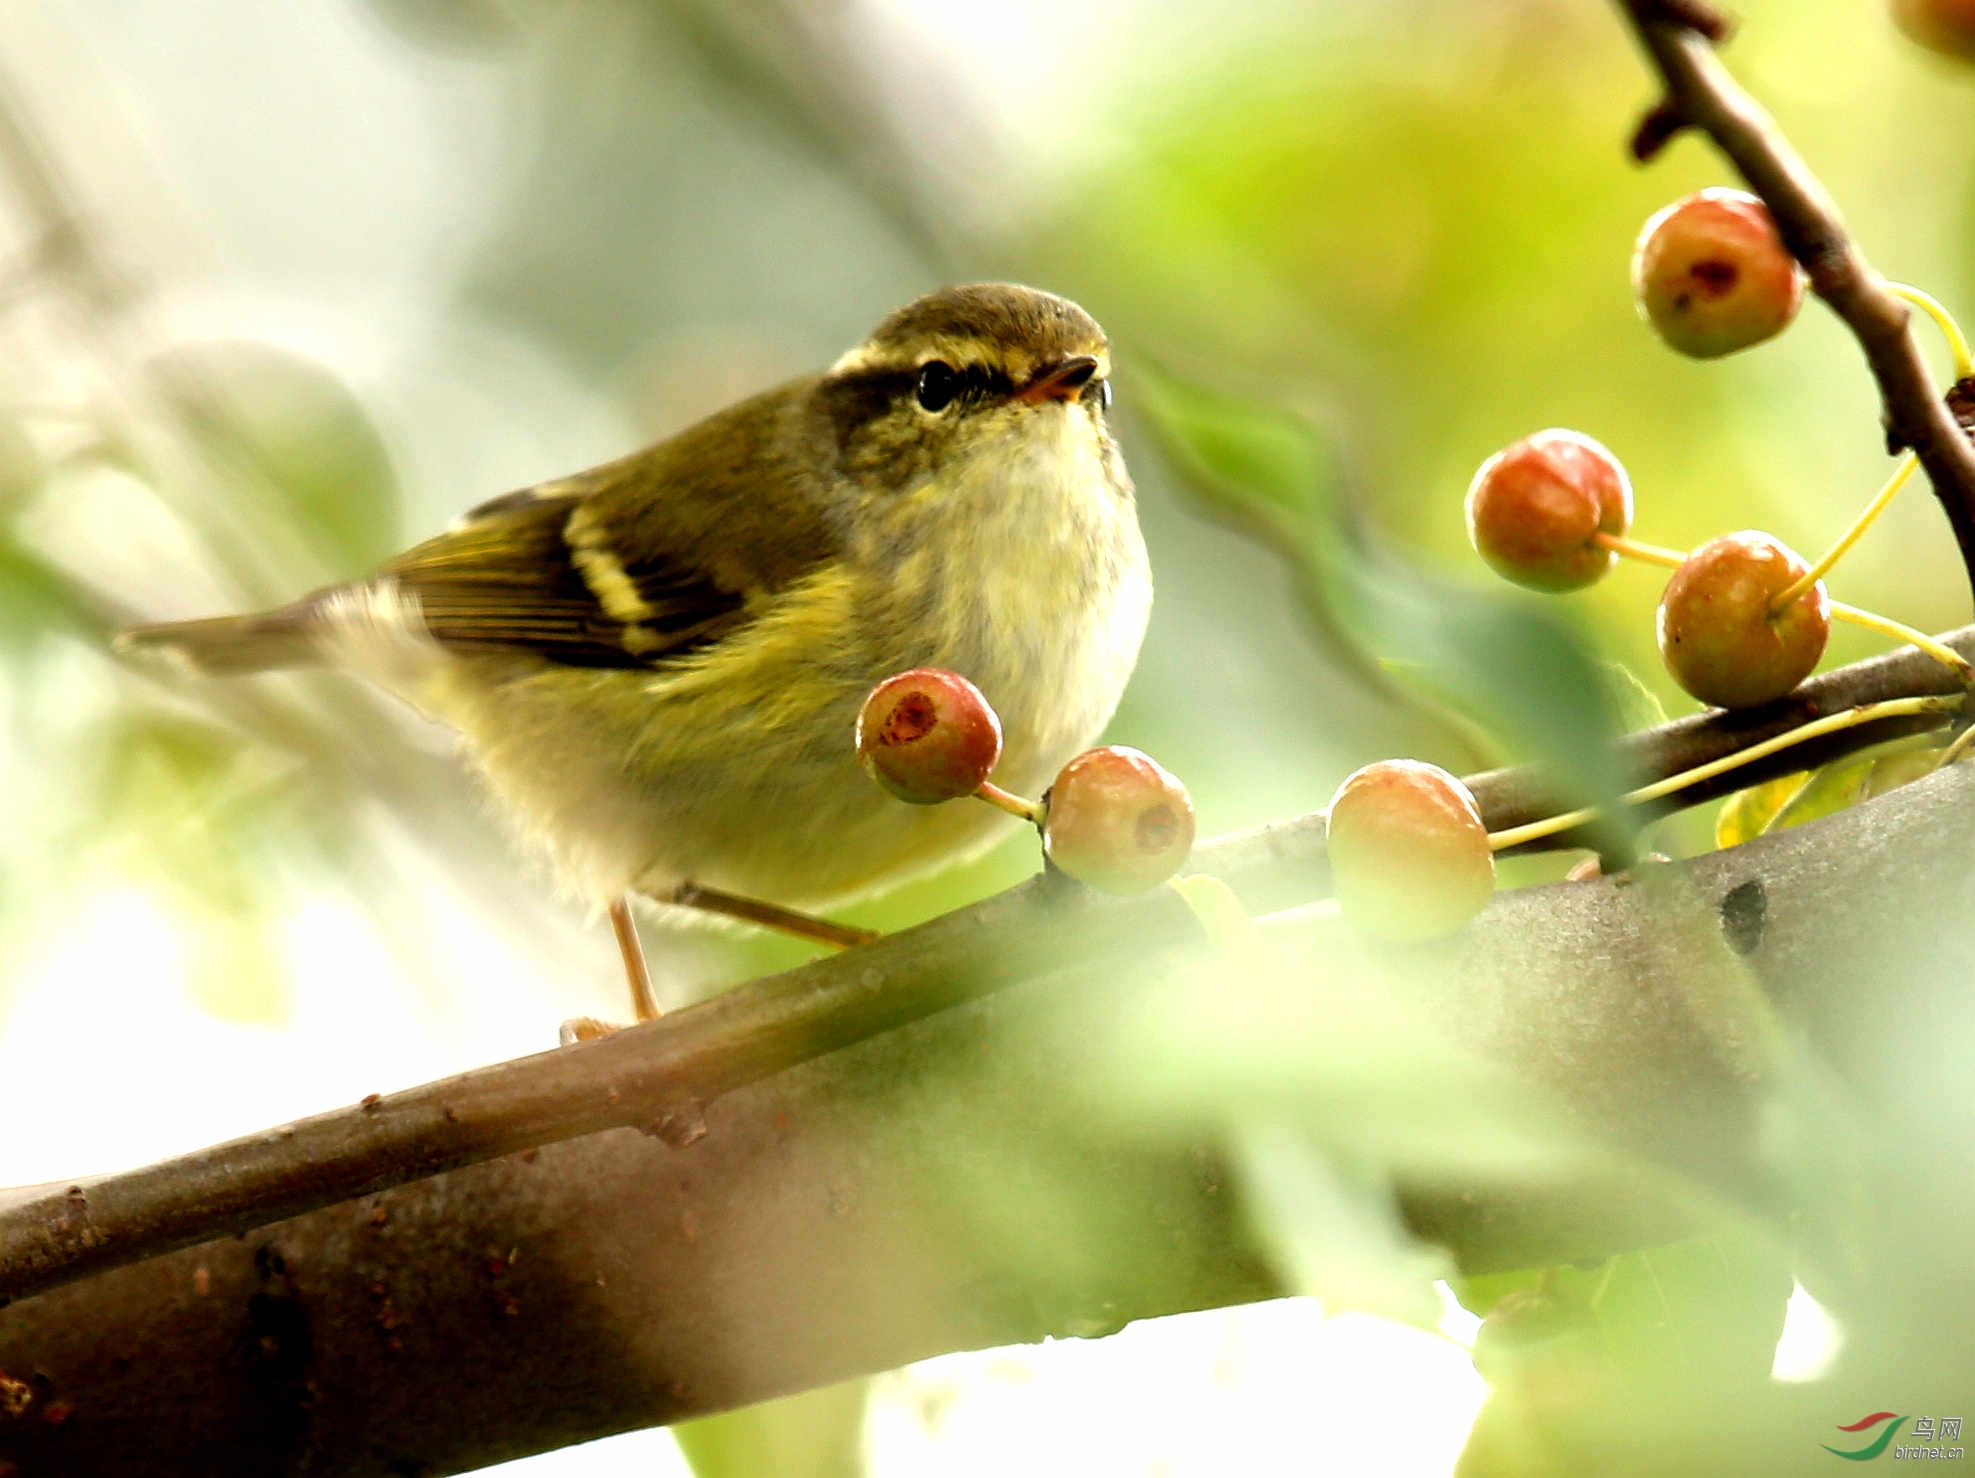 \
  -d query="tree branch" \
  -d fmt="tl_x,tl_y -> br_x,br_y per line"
4,747 -> 1972,1475
1615,1 -> 1975,603
2,629 -> 1970,1313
